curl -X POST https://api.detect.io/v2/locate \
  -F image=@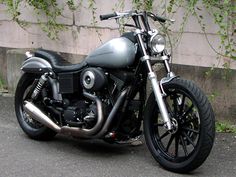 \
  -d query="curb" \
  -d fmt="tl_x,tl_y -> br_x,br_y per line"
0,90 -> 14,97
